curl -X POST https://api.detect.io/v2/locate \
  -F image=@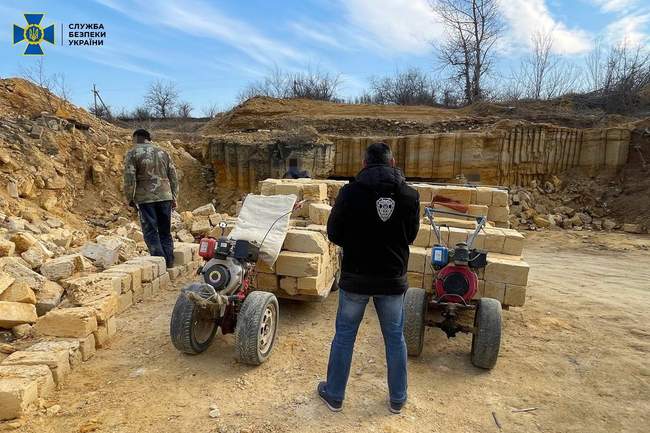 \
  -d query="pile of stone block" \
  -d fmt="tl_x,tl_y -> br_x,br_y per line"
411,183 -> 510,228
0,243 -> 199,420
172,203 -> 237,243
406,218 -> 529,307
255,227 -> 340,300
